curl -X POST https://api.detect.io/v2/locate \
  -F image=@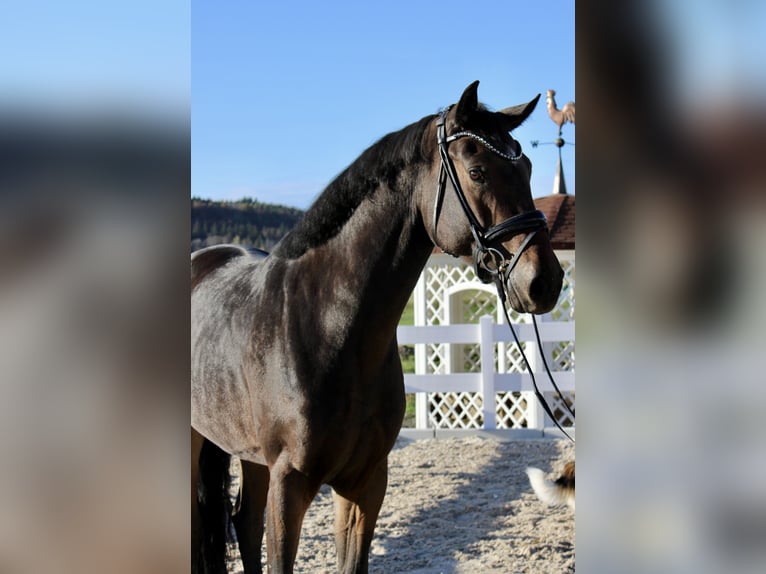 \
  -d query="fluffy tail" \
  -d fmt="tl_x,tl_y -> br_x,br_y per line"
526,461 -> 575,510
197,438 -> 234,574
